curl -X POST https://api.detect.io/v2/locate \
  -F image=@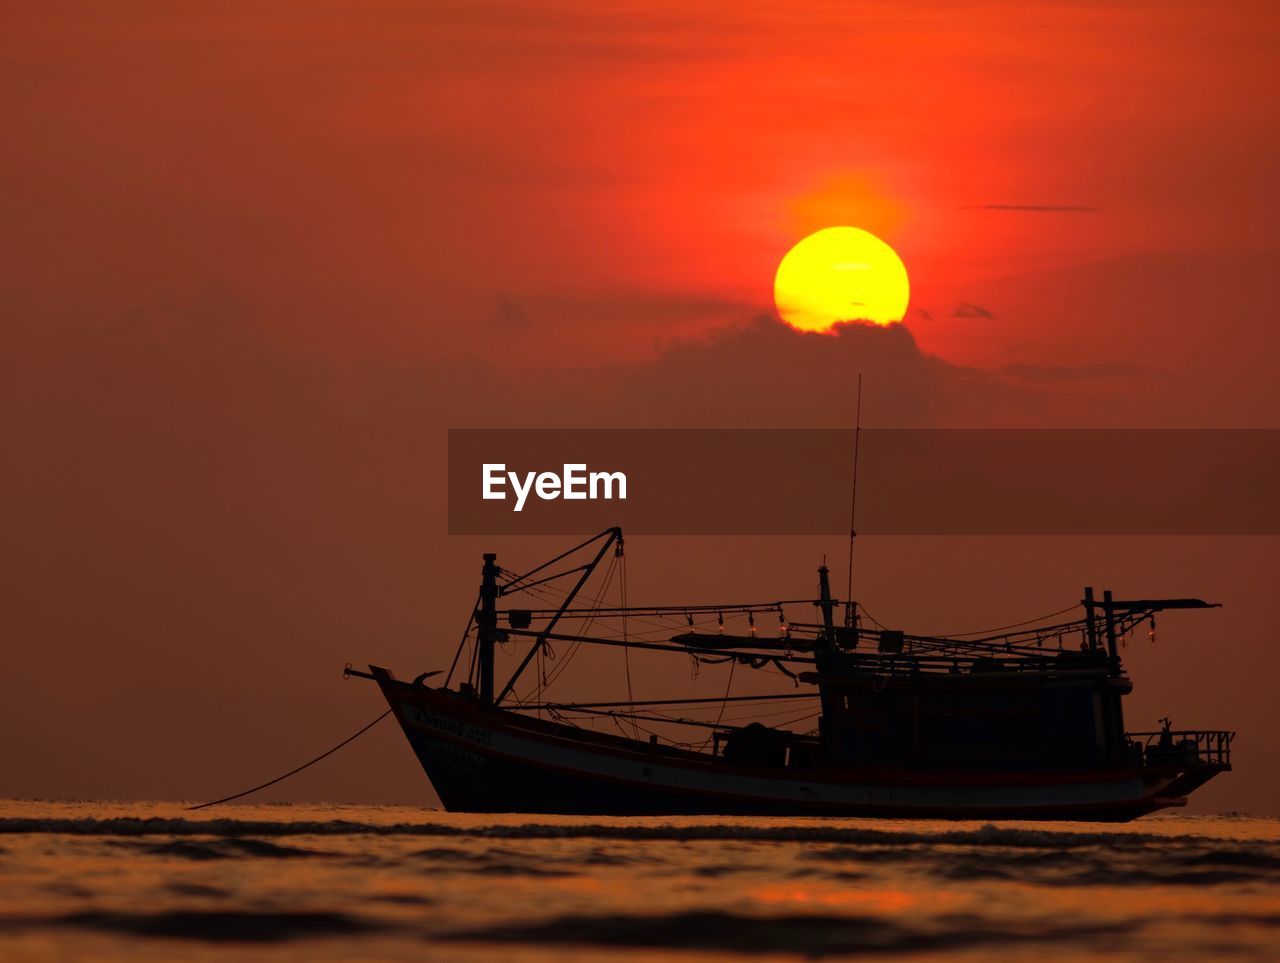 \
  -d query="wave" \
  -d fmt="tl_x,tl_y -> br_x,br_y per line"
0,908 -> 1140,951
109,837 -> 328,860
927,855 -> 1269,887
0,910 -> 384,943
0,816 -> 1252,848
3,906 -> 1275,949
6,816 -> 1276,889
438,909 -> 1136,955
804,840 -> 1280,886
